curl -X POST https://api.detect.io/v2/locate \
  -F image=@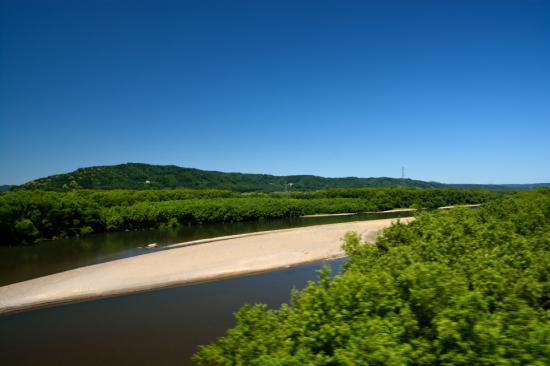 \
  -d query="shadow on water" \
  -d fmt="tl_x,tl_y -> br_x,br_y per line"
0,258 -> 346,366
0,211 -> 411,286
